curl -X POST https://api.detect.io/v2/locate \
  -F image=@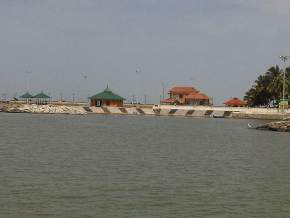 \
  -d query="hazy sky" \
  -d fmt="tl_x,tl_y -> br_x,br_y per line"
1,0 -> 290,104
